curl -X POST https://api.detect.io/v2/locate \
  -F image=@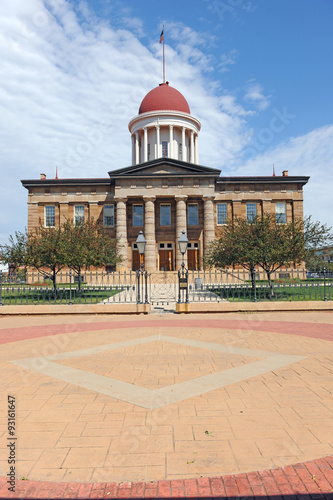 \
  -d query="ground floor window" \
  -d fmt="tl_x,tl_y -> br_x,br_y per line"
74,205 -> 85,226
276,202 -> 286,223
246,203 -> 257,223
